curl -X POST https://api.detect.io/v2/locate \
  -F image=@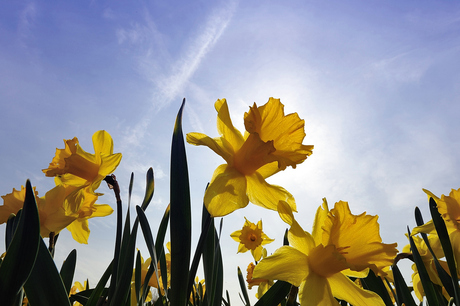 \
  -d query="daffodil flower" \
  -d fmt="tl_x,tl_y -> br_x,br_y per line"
230,217 -> 274,261
42,130 -> 122,194
187,98 -> 313,217
253,200 -> 398,306
0,184 -> 113,244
